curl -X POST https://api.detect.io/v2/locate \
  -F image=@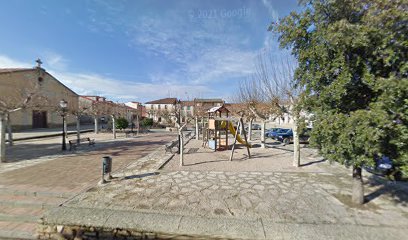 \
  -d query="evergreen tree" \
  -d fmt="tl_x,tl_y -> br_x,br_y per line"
272,0 -> 407,204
